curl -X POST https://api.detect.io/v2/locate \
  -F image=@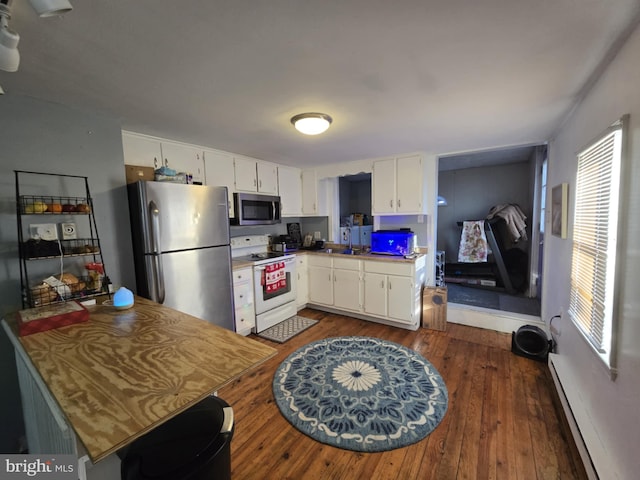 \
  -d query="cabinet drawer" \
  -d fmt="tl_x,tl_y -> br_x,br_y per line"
233,268 -> 252,283
308,255 -> 332,268
234,288 -> 253,308
364,260 -> 413,277
333,257 -> 361,271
